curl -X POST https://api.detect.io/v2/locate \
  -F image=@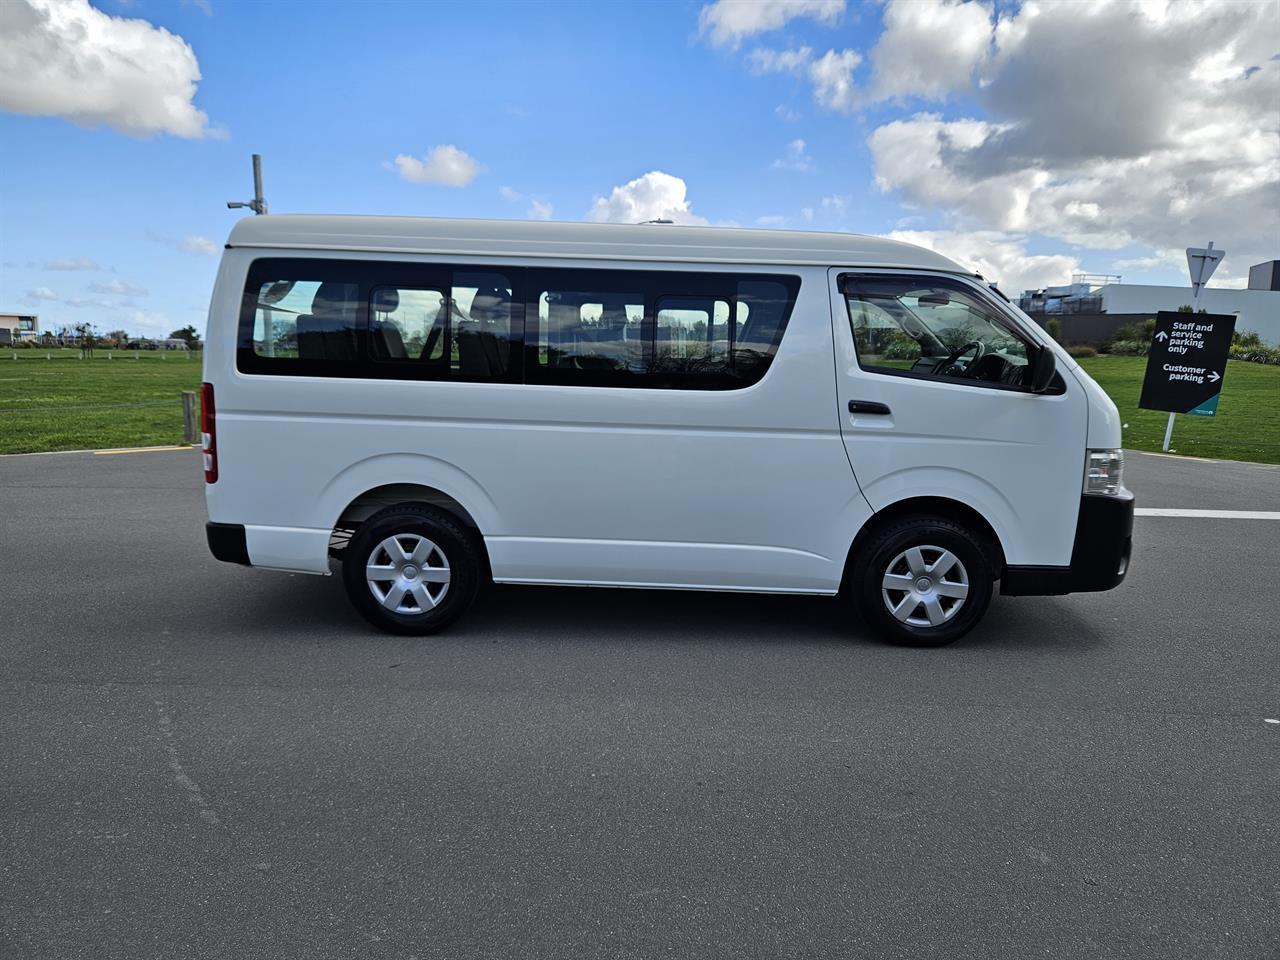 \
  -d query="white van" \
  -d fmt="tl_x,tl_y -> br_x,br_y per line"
202,215 -> 1132,646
